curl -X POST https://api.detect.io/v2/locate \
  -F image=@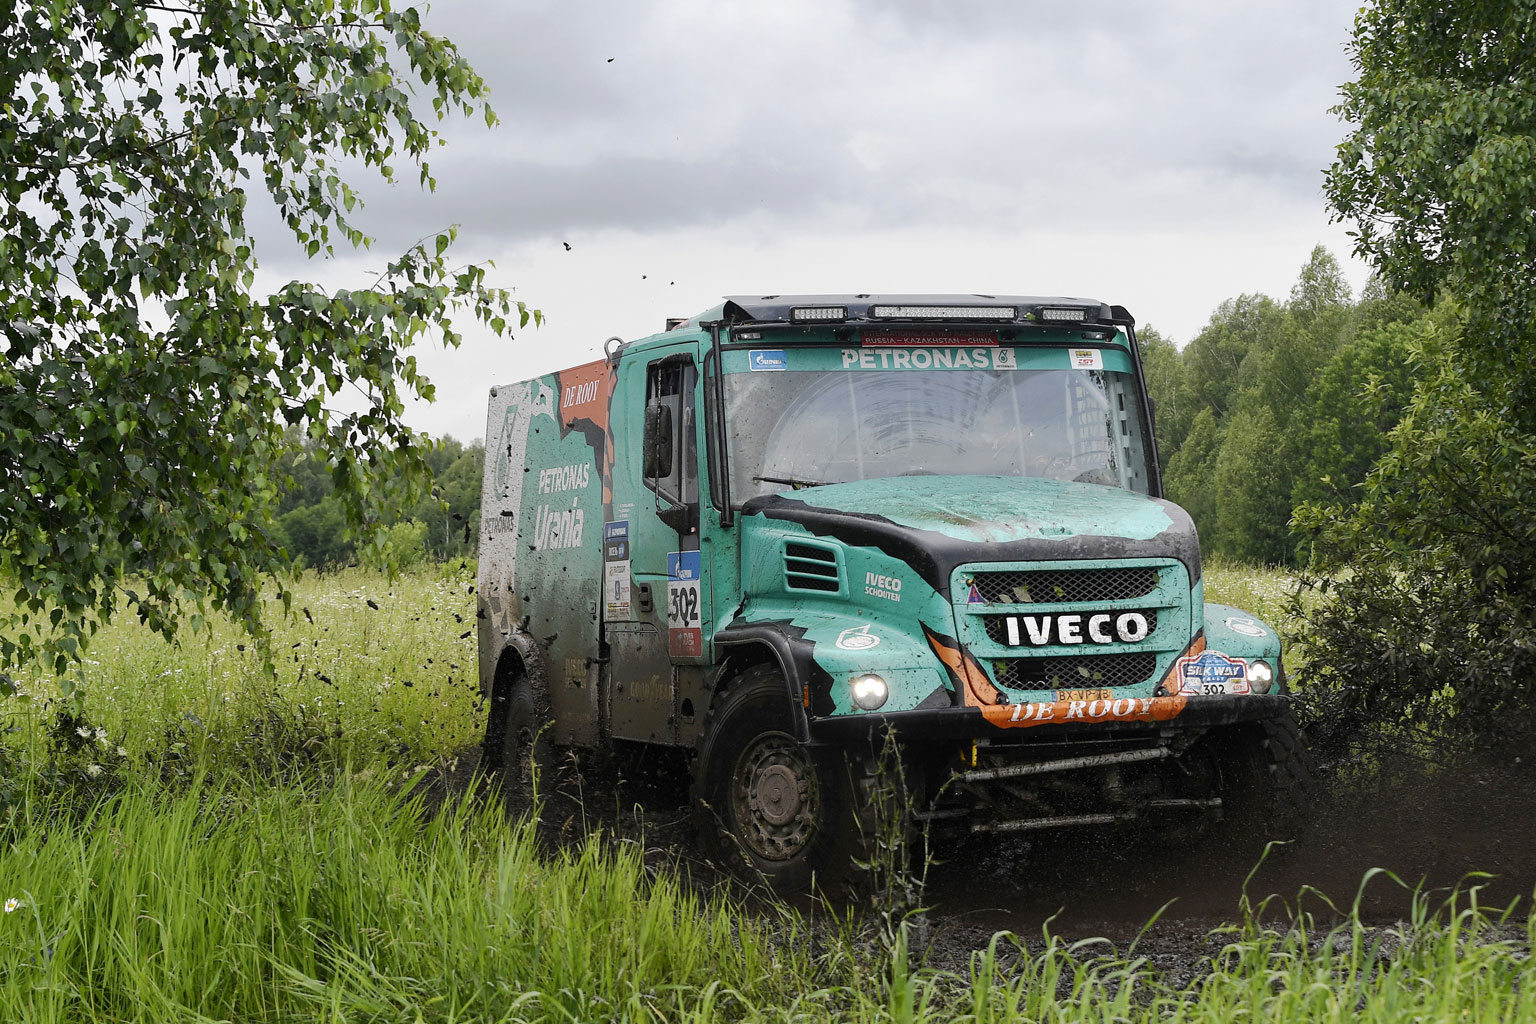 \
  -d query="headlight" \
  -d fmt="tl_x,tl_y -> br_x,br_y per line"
1248,659 -> 1274,693
849,673 -> 889,711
